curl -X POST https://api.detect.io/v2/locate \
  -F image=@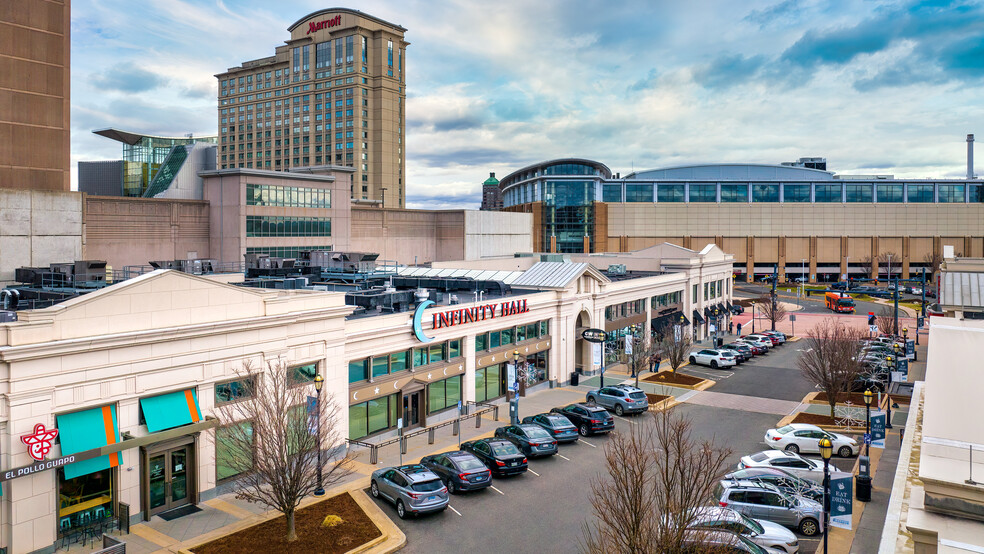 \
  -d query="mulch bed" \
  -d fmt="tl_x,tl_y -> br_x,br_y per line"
642,371 -> 704,386
193,492 -> 381,554
645,394 -> 671,404
814,392 -> 910,406
789,412 -> 838,426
